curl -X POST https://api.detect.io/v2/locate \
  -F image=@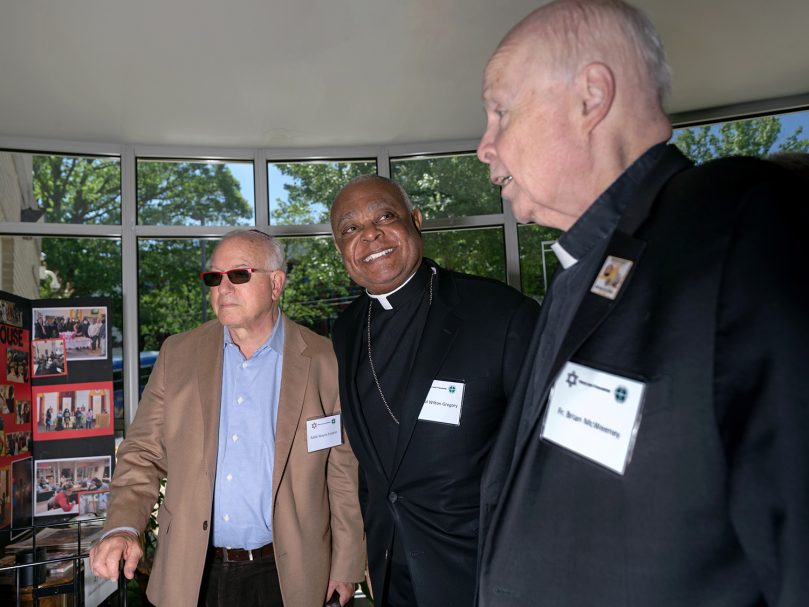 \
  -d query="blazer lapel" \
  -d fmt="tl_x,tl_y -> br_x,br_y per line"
520,144 -> 694,436
197,321 -> 225,475
389,269 -> 461,482
273,316 -> 309,500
